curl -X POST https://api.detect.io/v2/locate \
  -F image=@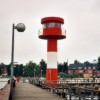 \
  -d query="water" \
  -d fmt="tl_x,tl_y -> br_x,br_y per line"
0,78 -> 9,89
66,95 -> 98,100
